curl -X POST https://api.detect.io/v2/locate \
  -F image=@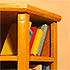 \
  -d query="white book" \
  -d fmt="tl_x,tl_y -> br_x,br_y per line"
33,65 -> 42,70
